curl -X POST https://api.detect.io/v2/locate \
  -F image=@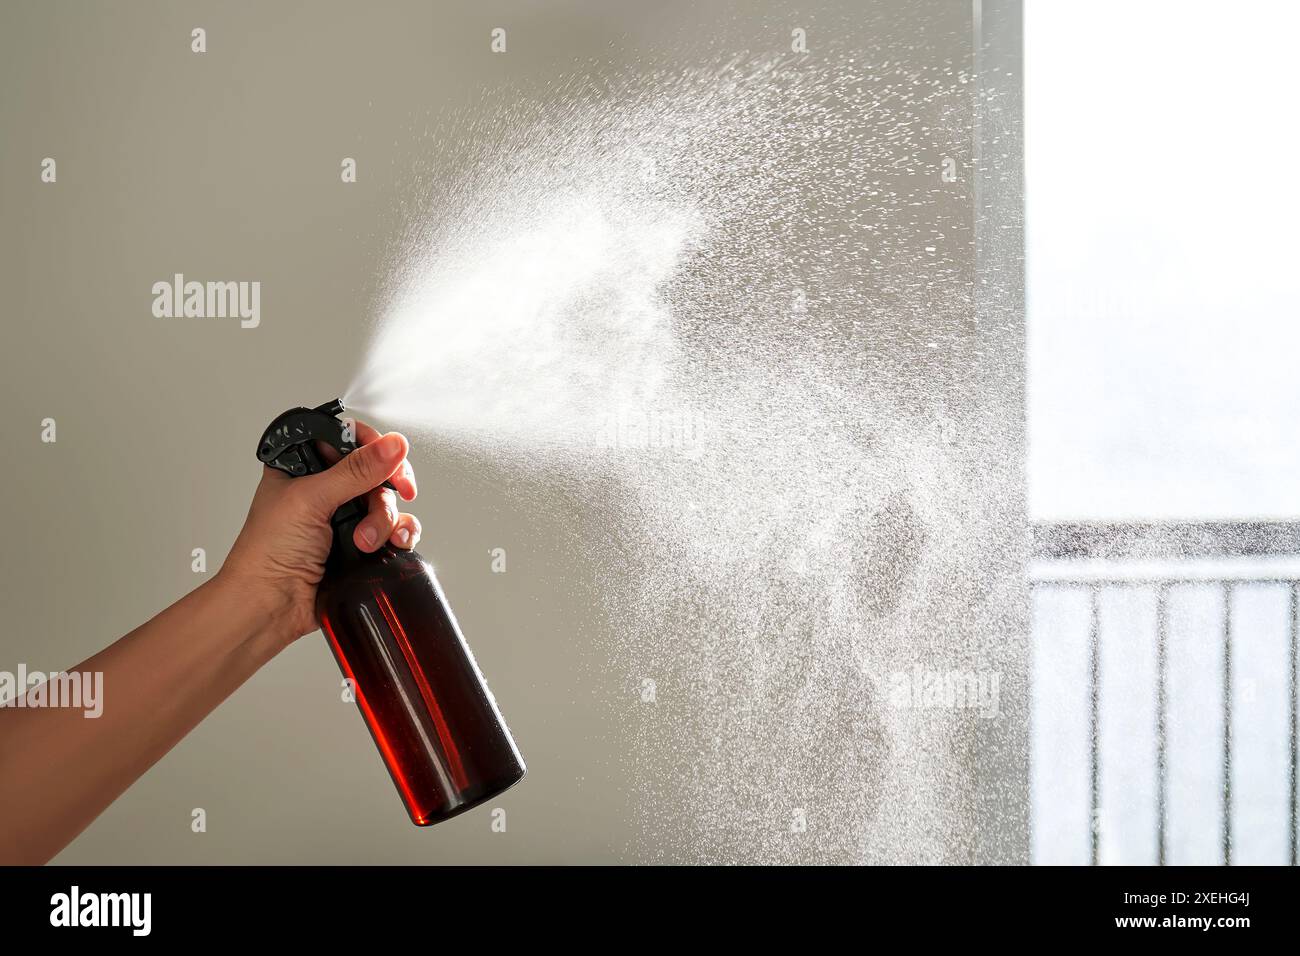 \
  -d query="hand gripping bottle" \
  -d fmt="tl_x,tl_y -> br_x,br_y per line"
256,400 -> 525,824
